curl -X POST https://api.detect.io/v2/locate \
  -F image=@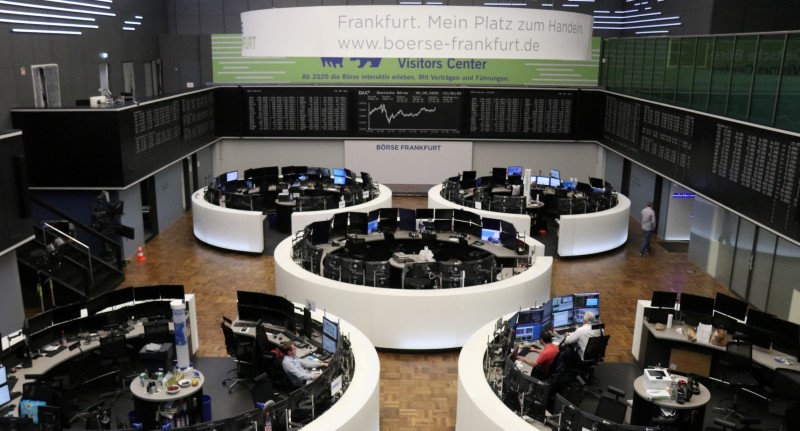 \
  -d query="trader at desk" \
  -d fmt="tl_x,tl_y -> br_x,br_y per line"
515,331 -> 559,379
563,311 -> 601,359
280,340 -> 329,387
